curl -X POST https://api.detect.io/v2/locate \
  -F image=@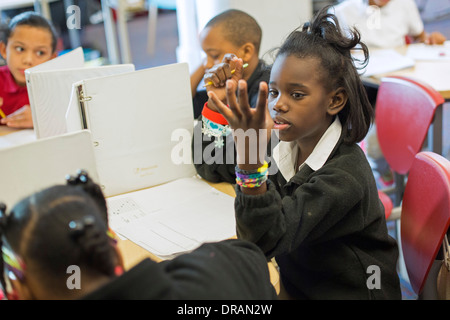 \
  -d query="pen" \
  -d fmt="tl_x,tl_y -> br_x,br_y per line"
0,108 -> 5,119
203,63 -> 249,87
